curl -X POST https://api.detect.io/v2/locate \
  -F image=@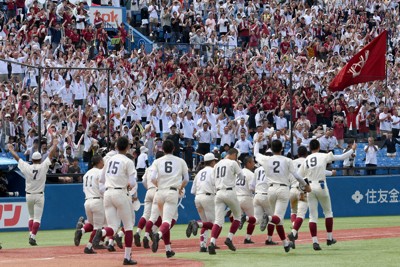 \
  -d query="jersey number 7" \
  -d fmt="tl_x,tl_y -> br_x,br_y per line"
32,170 -> 38,180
